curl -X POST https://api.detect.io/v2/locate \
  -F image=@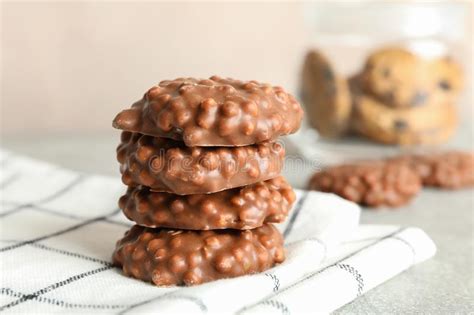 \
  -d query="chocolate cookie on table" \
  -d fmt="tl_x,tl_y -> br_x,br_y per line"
351,93 -> 457,145
389,151 -> 474,189
301,50 -> 352,137
117,131 -> 285,195
113,224 -> 285,286
113,76 -> 304,147
120,176 -> 296,230
308,161 -> 421,207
